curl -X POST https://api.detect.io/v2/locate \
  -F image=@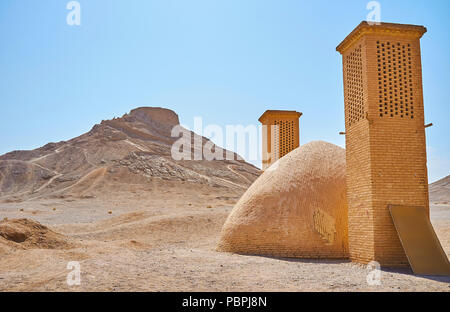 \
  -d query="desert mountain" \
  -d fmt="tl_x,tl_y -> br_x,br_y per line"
0,107 -> 260,202
429,175 -> 450,203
